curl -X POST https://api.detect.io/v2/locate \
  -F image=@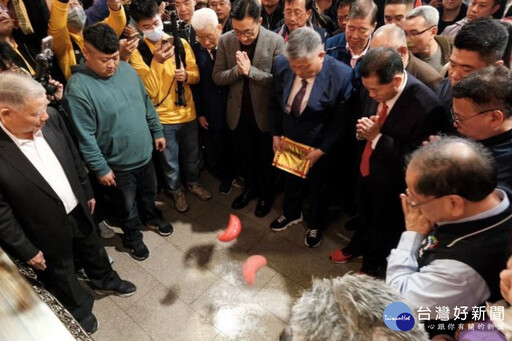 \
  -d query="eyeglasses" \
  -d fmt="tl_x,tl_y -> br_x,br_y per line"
231,25 -> 258,38
450,107 -> 500,126
196,33 -> 217,43
405,189 -> 444,208
405,25 -> 436,38
284,10 -> 306,19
